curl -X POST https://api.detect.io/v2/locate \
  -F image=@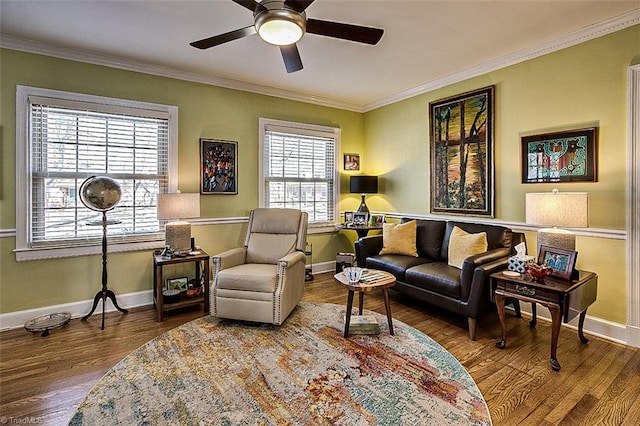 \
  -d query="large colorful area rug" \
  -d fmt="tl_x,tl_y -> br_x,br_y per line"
70,302 -> 491,425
